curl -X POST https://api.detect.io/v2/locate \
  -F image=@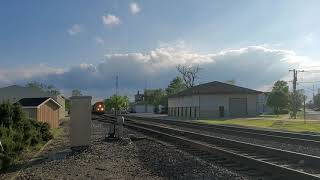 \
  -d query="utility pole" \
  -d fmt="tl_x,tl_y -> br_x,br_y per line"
113,75 -> 119,137
303,95 -> 306,124
115,75 -> 119,117
313,84 -> 315,103
289,69 -> 305,119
